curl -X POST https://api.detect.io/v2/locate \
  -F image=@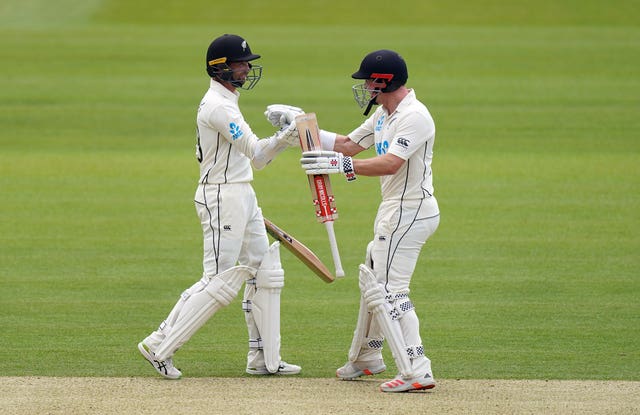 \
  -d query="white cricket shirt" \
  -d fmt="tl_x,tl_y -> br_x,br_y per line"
348,89 -> 437,203
195,79 -> 261,184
